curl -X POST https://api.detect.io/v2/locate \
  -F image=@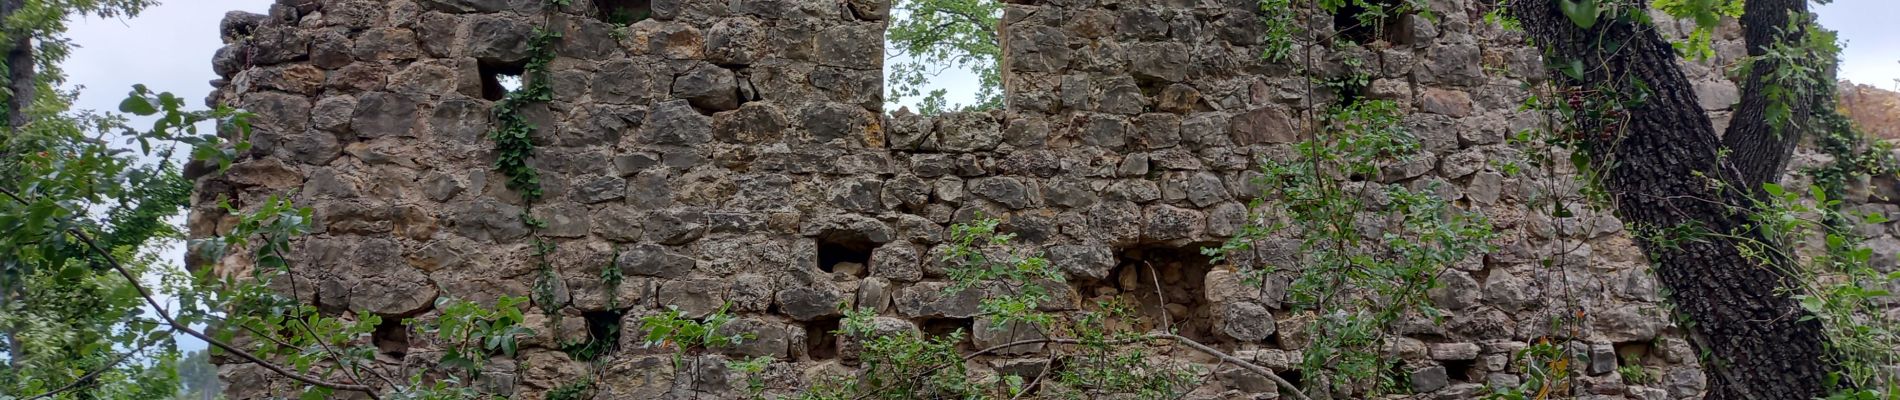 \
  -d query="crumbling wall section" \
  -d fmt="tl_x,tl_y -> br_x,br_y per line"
190,0 -> 1873,398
